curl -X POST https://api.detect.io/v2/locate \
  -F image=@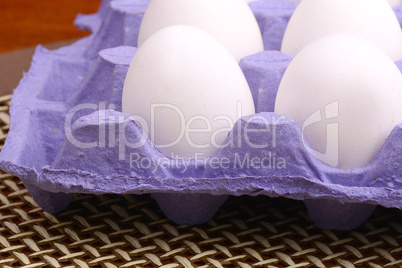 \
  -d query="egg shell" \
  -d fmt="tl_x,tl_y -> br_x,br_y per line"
276,34 -> 402,170
123,25 -> 255,159
281,0 -> 402,61
138,0 -> 264,62
2,0 -> 402,230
